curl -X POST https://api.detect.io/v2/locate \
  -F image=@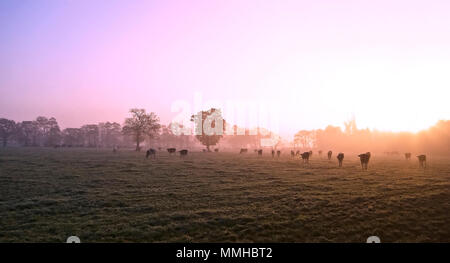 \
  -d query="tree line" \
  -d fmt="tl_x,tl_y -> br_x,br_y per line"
0,108 -> 227,151
294,118 -> 450,155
